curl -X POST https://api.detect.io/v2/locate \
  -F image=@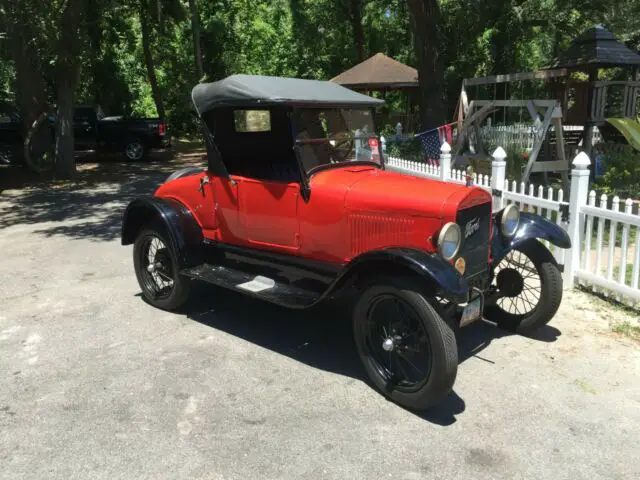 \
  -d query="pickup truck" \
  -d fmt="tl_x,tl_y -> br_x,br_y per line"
73,105 -> 170,161
0,103 -> 170,163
